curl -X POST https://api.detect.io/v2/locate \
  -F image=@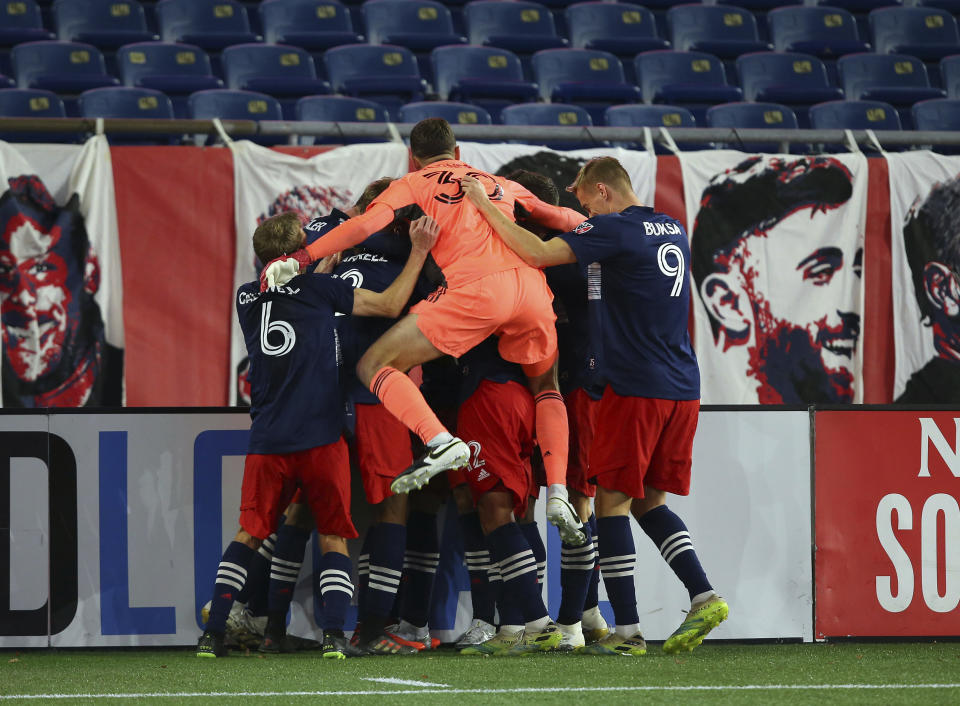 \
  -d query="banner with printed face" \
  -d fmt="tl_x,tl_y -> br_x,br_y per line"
0,137 -> 123,407
885,151 -> 960,403
680,151 -> 868,404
